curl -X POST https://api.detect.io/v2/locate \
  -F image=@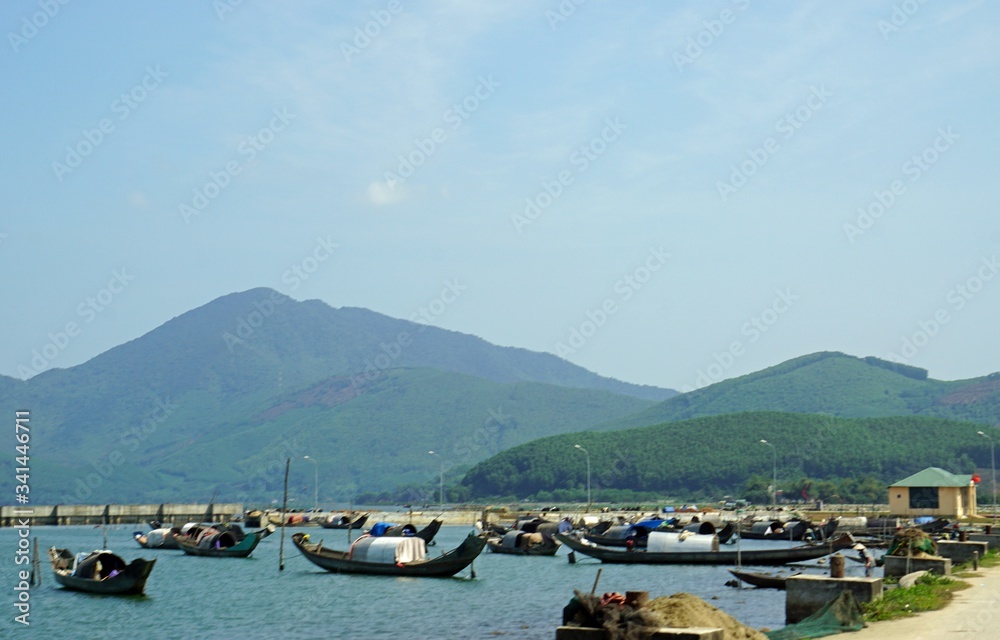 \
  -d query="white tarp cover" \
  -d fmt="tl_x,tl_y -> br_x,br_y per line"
646,531 -> 719,553
349,536 -> 427,564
